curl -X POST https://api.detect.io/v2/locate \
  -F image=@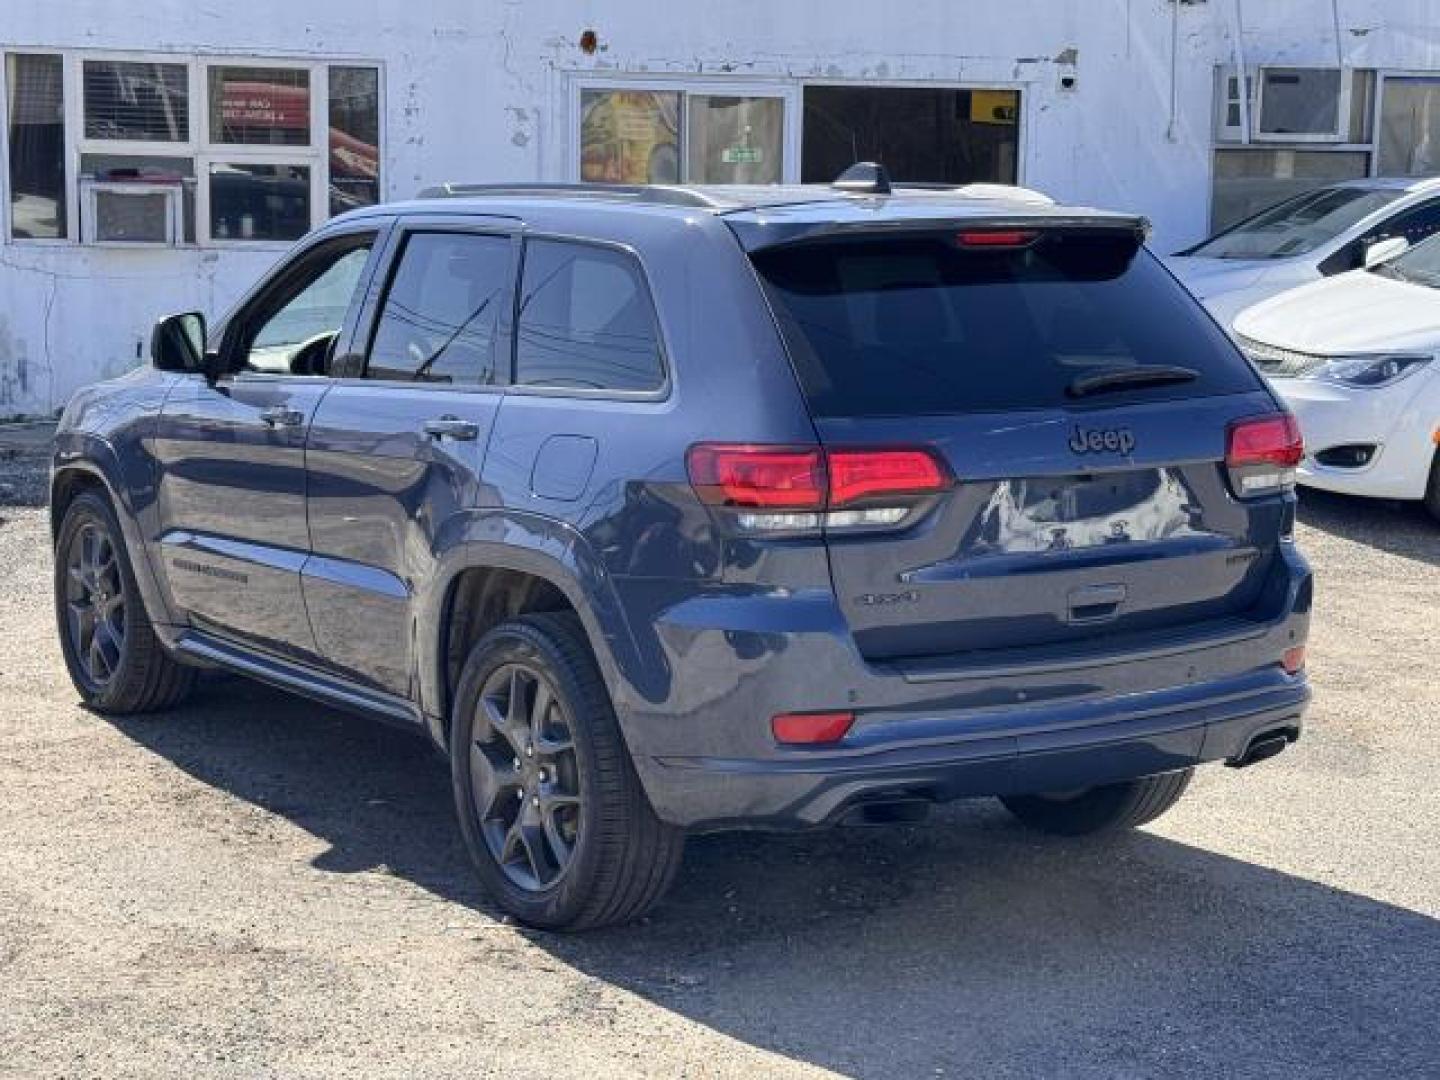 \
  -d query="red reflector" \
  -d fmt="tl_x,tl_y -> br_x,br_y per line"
957,229 -> 1039,248
772,711 -> 855,745
828,449 -> 948,506
686,444 -> 825,509
1227,414 -> 1304,468
1281,646 -> 1306,674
